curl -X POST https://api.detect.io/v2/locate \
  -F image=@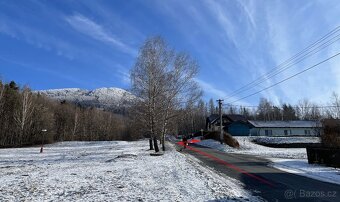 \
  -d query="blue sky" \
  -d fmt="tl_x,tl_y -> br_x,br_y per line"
1,0 -> 340,106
